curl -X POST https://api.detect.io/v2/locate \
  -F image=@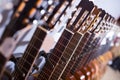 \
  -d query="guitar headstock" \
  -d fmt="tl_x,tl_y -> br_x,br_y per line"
96,13 -> 108,34
104,13 -> 111,33
74,0 -> 94,31
67,0 -> 94,31
88,8 -> 102,32
52,0 -> 82,33
93,9 -> 106,34
77,6 -> 100,34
